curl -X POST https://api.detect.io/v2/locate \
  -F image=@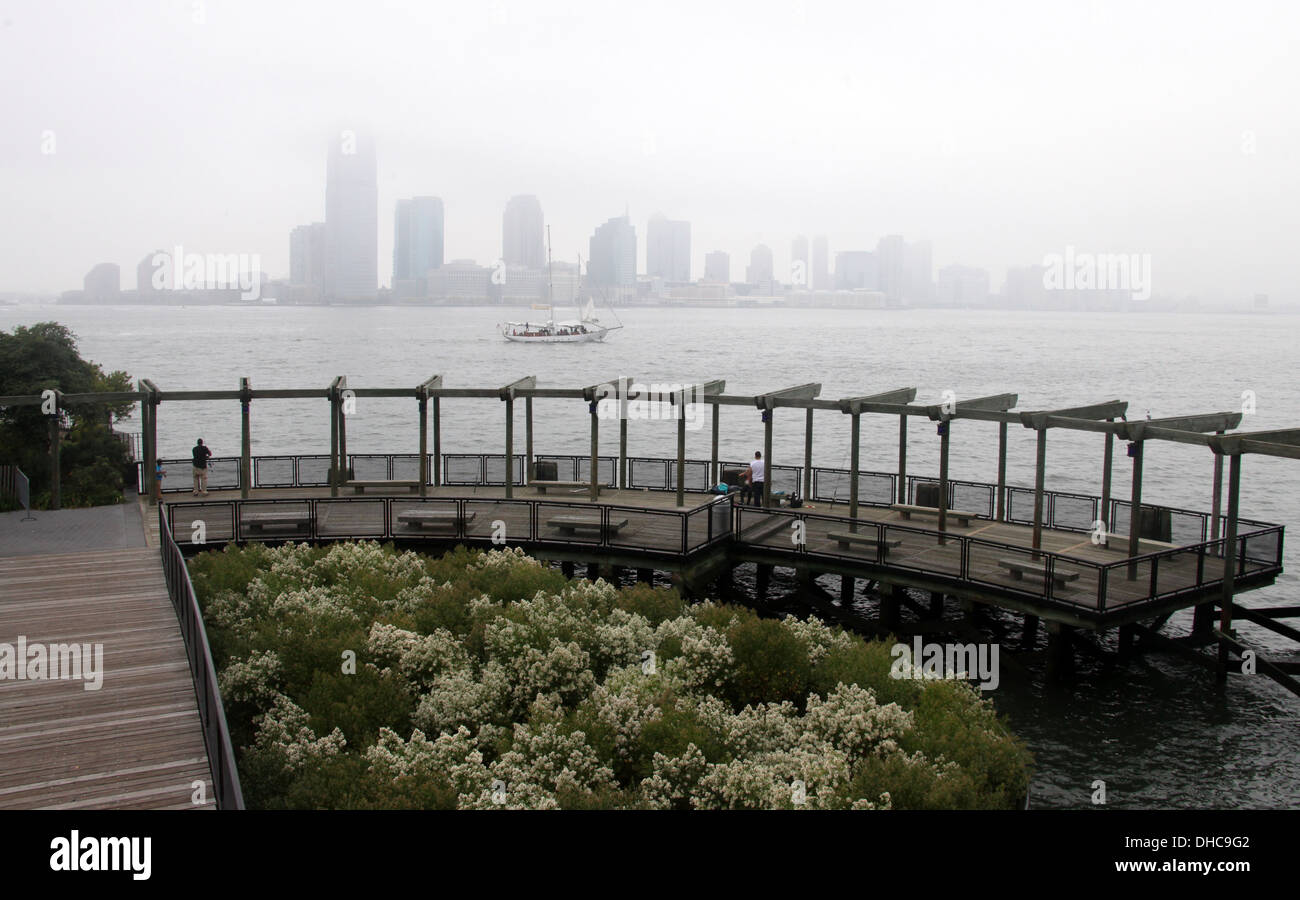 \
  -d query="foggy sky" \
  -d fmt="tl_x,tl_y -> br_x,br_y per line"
1,0 -> 1296,300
